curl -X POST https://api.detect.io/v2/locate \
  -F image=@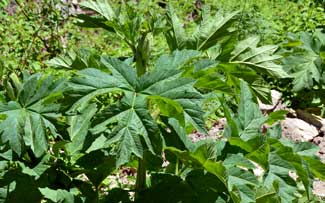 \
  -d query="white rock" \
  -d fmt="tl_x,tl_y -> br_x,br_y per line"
313,180 -> 325,197
313,136 -> 325,163
281,118 -> 318,141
